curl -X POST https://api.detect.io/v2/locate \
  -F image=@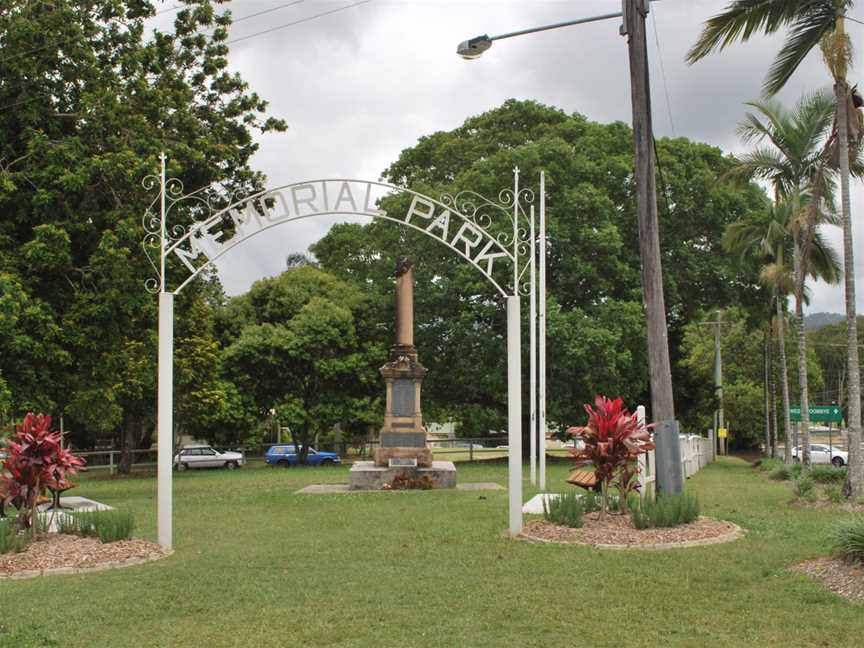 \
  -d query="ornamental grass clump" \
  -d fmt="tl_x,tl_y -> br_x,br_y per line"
0,518 -> 26,554
566,395 -> 655,515
824,484 -> 844,504
830,516 -> 864,564
793,475 -> 816,501
631,492 -> 701,530
542,491 -> 584,528
68,510 -> 135,543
